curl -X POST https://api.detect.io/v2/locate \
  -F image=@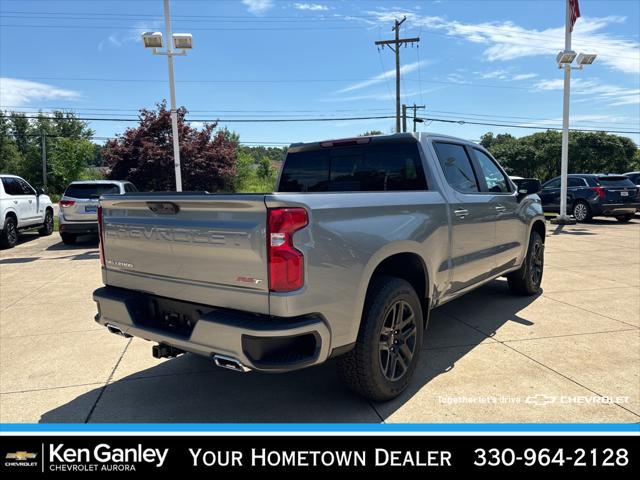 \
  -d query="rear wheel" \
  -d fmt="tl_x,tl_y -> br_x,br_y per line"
616,214 -> 633,223
0,216 -> 18,249
572,201 -> 592,222
38,209 -> 54,236
507,230 -> 544,296
337,276 -> 423,401
60,233 -> 77,245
